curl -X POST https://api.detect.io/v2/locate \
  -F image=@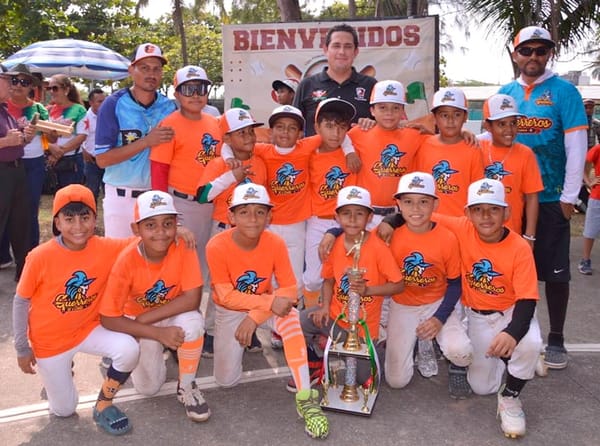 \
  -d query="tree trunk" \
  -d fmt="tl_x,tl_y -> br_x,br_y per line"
173,0 -> 188,65
349,0 -> 357,18
276,0 -> 302,22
